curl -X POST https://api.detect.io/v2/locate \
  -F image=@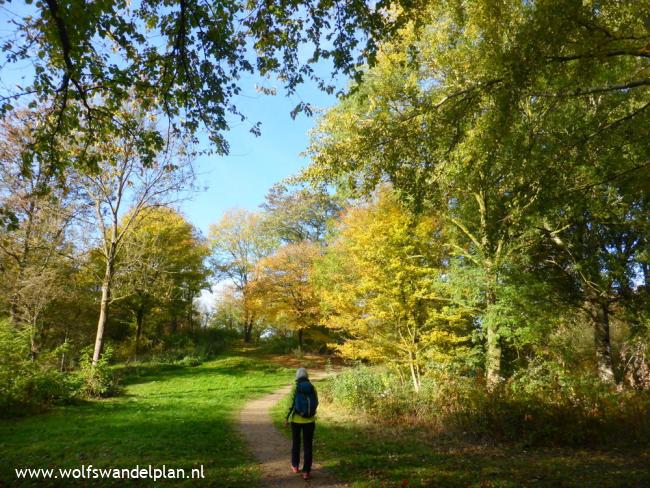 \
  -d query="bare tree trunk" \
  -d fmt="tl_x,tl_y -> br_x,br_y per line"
408,351 -> 421,392
92,255 -> 115,365
60,325 -> 70,372
60,335 -> 67,372
243,304 -> 255,342
588,296 -> 615,384
485,284 -> 502,389
476,190 -> 503,390
29,315 -> 41,361
187,291 -> 194,332
243,318 -> 253,343
486,325 -> 502,388
135,305 -> 144,358
298,328 -> 304,352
